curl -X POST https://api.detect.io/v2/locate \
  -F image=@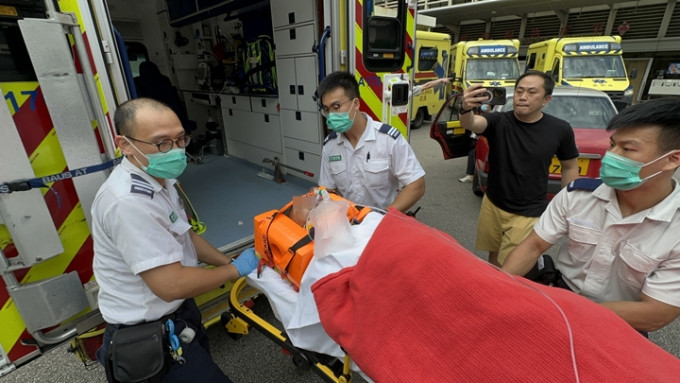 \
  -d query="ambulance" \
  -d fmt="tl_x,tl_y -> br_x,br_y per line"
525,35 -> 633,109
410,30 -> 451,129
449,39 -> 521,94
0,0 -> 417,373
